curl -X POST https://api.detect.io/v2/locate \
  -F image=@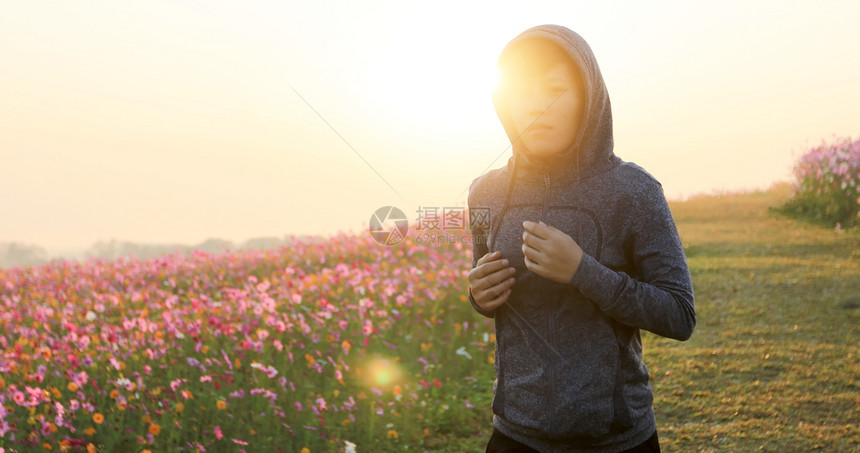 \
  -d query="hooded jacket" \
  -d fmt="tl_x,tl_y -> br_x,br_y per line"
467,25 -> 696,452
